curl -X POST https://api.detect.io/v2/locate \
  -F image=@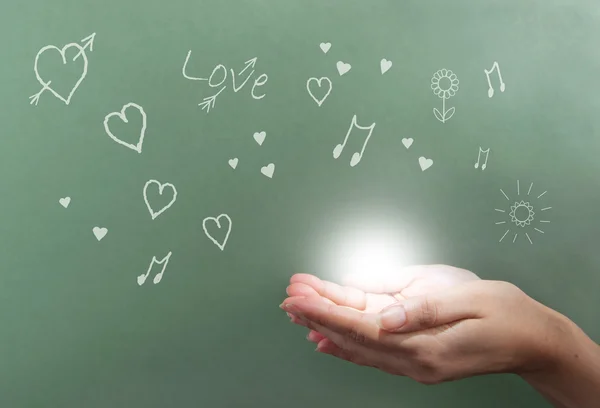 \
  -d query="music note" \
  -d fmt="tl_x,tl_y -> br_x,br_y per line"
484,61 -> 505,98
137,251 -> 173,286
474,147 -> 490,170
333,114 -> 376,167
